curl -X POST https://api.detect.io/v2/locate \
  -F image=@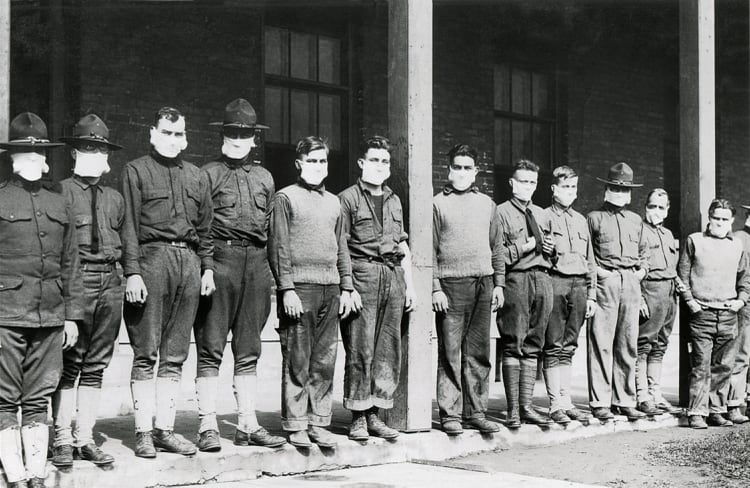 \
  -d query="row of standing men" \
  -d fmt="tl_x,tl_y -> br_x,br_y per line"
1,99 -> 750,488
